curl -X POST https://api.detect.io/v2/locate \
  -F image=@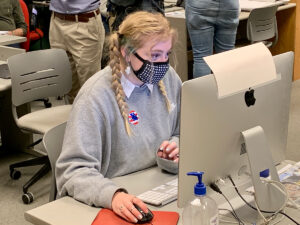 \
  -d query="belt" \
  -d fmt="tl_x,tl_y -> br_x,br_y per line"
54,9 -> 100,22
